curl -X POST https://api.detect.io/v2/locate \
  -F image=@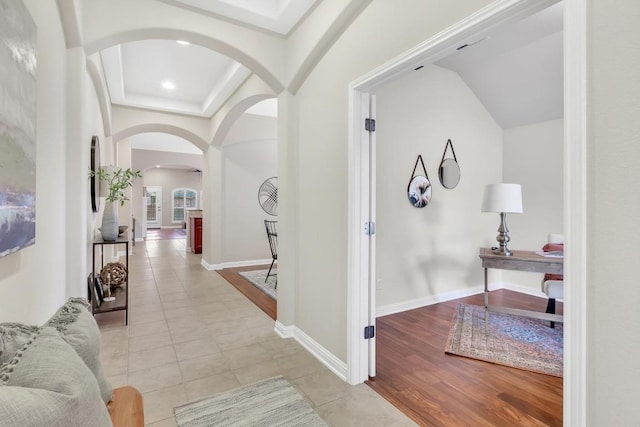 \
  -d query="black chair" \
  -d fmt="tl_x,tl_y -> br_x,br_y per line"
264,220 -> 277,287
